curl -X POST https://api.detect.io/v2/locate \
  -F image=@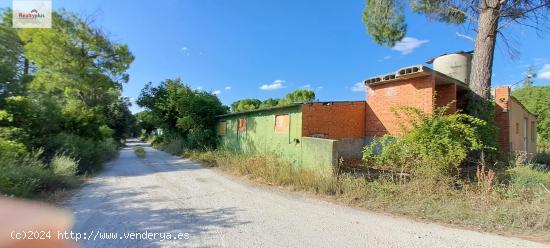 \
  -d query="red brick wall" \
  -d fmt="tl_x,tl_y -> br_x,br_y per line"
365,76 -> 435,136
302,102 -> 366,139
434,84 -> 457,113
494,86 -> 510,153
